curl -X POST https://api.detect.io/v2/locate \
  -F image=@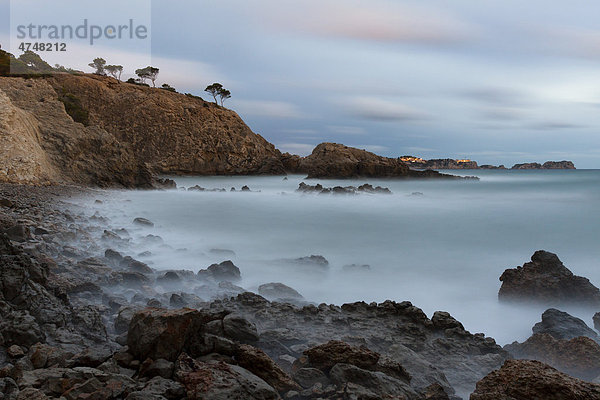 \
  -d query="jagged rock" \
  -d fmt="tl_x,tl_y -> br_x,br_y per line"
135,376 -> 185,399
133,217 -> 154,227
296,182 -> 392,195
174,353 -> 279,399
532,308 -> 599,342
258,283 -> 303,301
139,358 -> 174,379
471,359 -> 600,400
329,363 -> 418,399
156,271 -> 181,286
304,341 -> 380,373
498,250 -> 600,307
203,260 -> 241,282
292,367 -> 330,389
127,308 -> 204,361
235,344 -> 301,392
115,307 -> 141,335
543,161 -> 576,169
504,333 -> 600,381
3,224 -> 31,242
222,314 -> 259,343
104,249 -> 123,263
7,345 -> 24,358
595,312 -> 600,333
